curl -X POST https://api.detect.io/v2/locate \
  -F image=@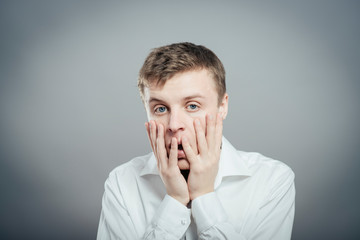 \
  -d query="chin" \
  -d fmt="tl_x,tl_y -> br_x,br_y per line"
178,159 -> 190,170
